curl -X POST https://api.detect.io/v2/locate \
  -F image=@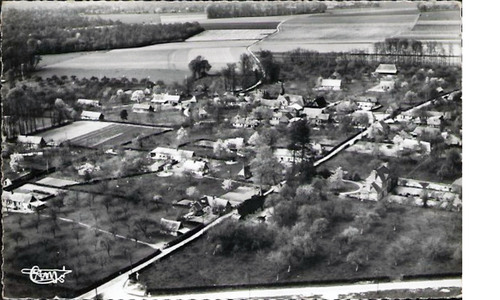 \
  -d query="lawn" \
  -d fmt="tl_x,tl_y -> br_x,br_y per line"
139,196 -> 461,292
2,209 -> 156,298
